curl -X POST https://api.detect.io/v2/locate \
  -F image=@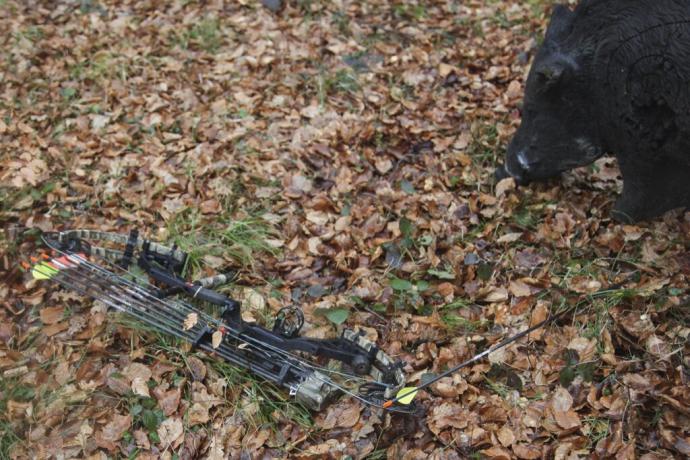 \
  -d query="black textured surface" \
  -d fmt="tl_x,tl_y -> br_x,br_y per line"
501,0 -> 690,222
